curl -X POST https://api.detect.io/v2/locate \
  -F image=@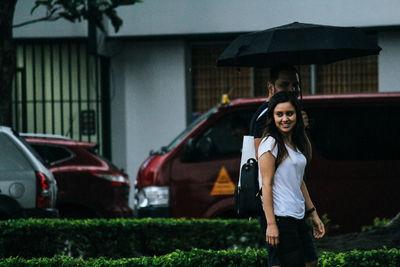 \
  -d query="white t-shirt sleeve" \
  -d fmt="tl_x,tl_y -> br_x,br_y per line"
258,136 -> 278,159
